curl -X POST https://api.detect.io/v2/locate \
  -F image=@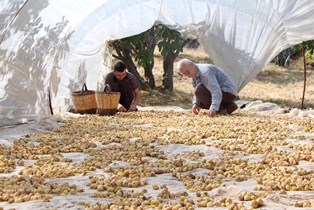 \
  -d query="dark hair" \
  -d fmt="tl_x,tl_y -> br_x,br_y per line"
113,61 -> 126,72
